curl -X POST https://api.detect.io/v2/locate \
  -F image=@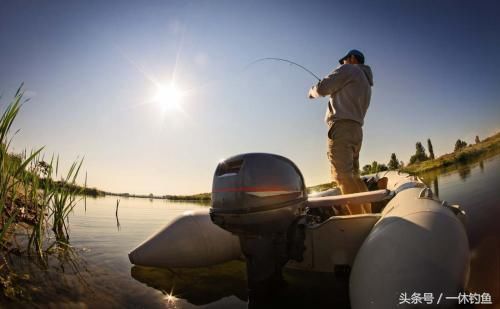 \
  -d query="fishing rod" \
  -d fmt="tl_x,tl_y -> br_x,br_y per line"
247,57 -> 321,81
